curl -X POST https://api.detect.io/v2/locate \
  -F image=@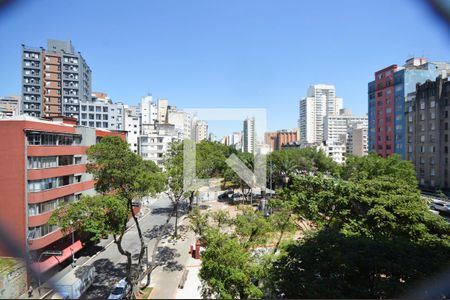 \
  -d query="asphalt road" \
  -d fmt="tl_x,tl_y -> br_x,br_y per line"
82,195 -> 173,299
